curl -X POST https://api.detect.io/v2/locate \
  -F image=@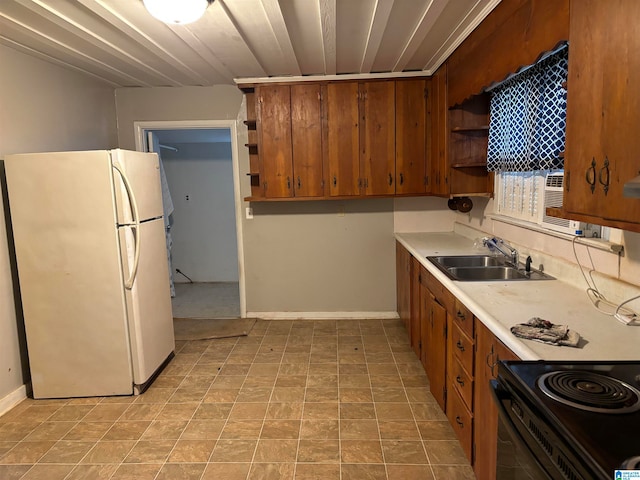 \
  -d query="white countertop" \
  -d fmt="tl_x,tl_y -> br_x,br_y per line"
396,232 -> 640,361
